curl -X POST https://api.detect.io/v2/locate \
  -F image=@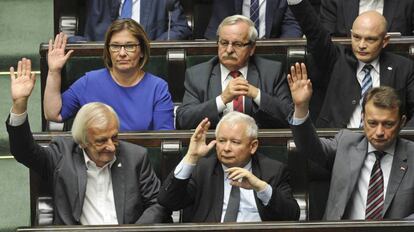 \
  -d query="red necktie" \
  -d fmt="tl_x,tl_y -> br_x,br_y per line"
365,151 -> 385,220
229,71 -> 244,113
